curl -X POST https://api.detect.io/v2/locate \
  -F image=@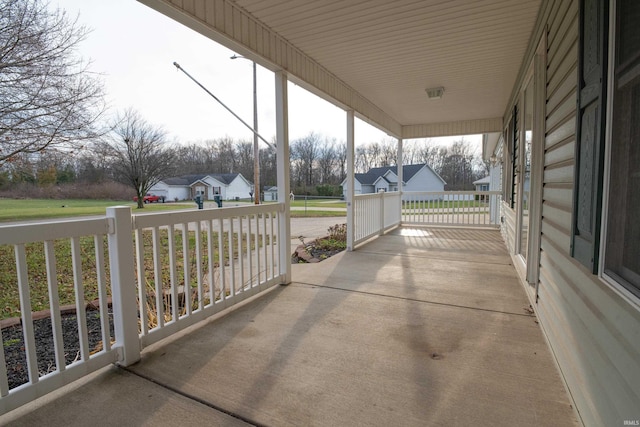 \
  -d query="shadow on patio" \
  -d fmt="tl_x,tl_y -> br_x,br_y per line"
1,227 -> 578,426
